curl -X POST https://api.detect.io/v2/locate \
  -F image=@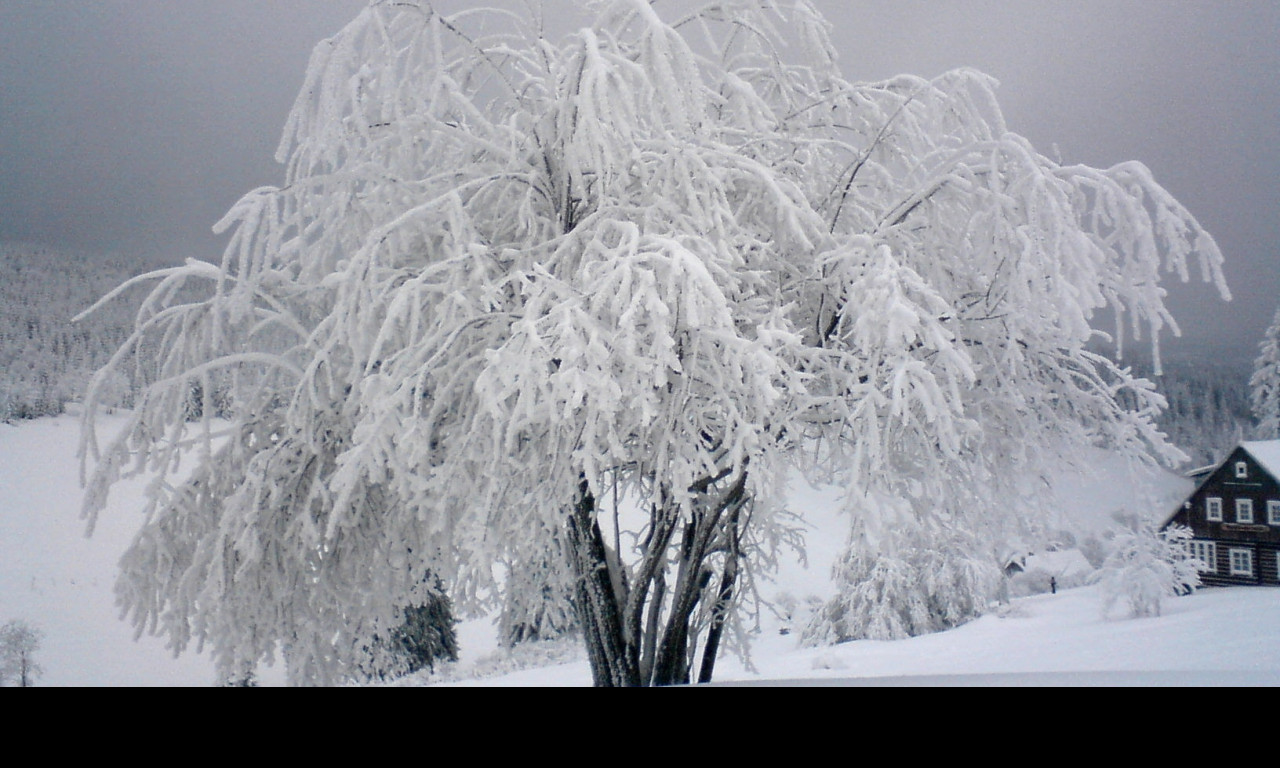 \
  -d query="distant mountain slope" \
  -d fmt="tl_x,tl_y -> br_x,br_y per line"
1147,358 -> 1255,469
1089,342 -> 1256,470
0,242 -> 153,421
